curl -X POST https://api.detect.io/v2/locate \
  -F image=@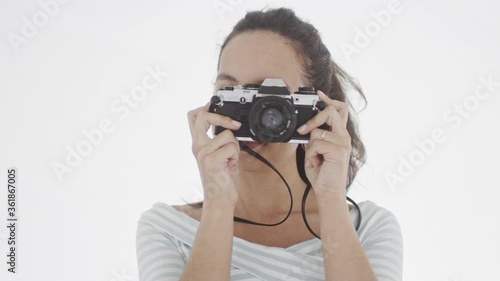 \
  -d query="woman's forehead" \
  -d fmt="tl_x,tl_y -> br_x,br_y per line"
217,30 -> 307,89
